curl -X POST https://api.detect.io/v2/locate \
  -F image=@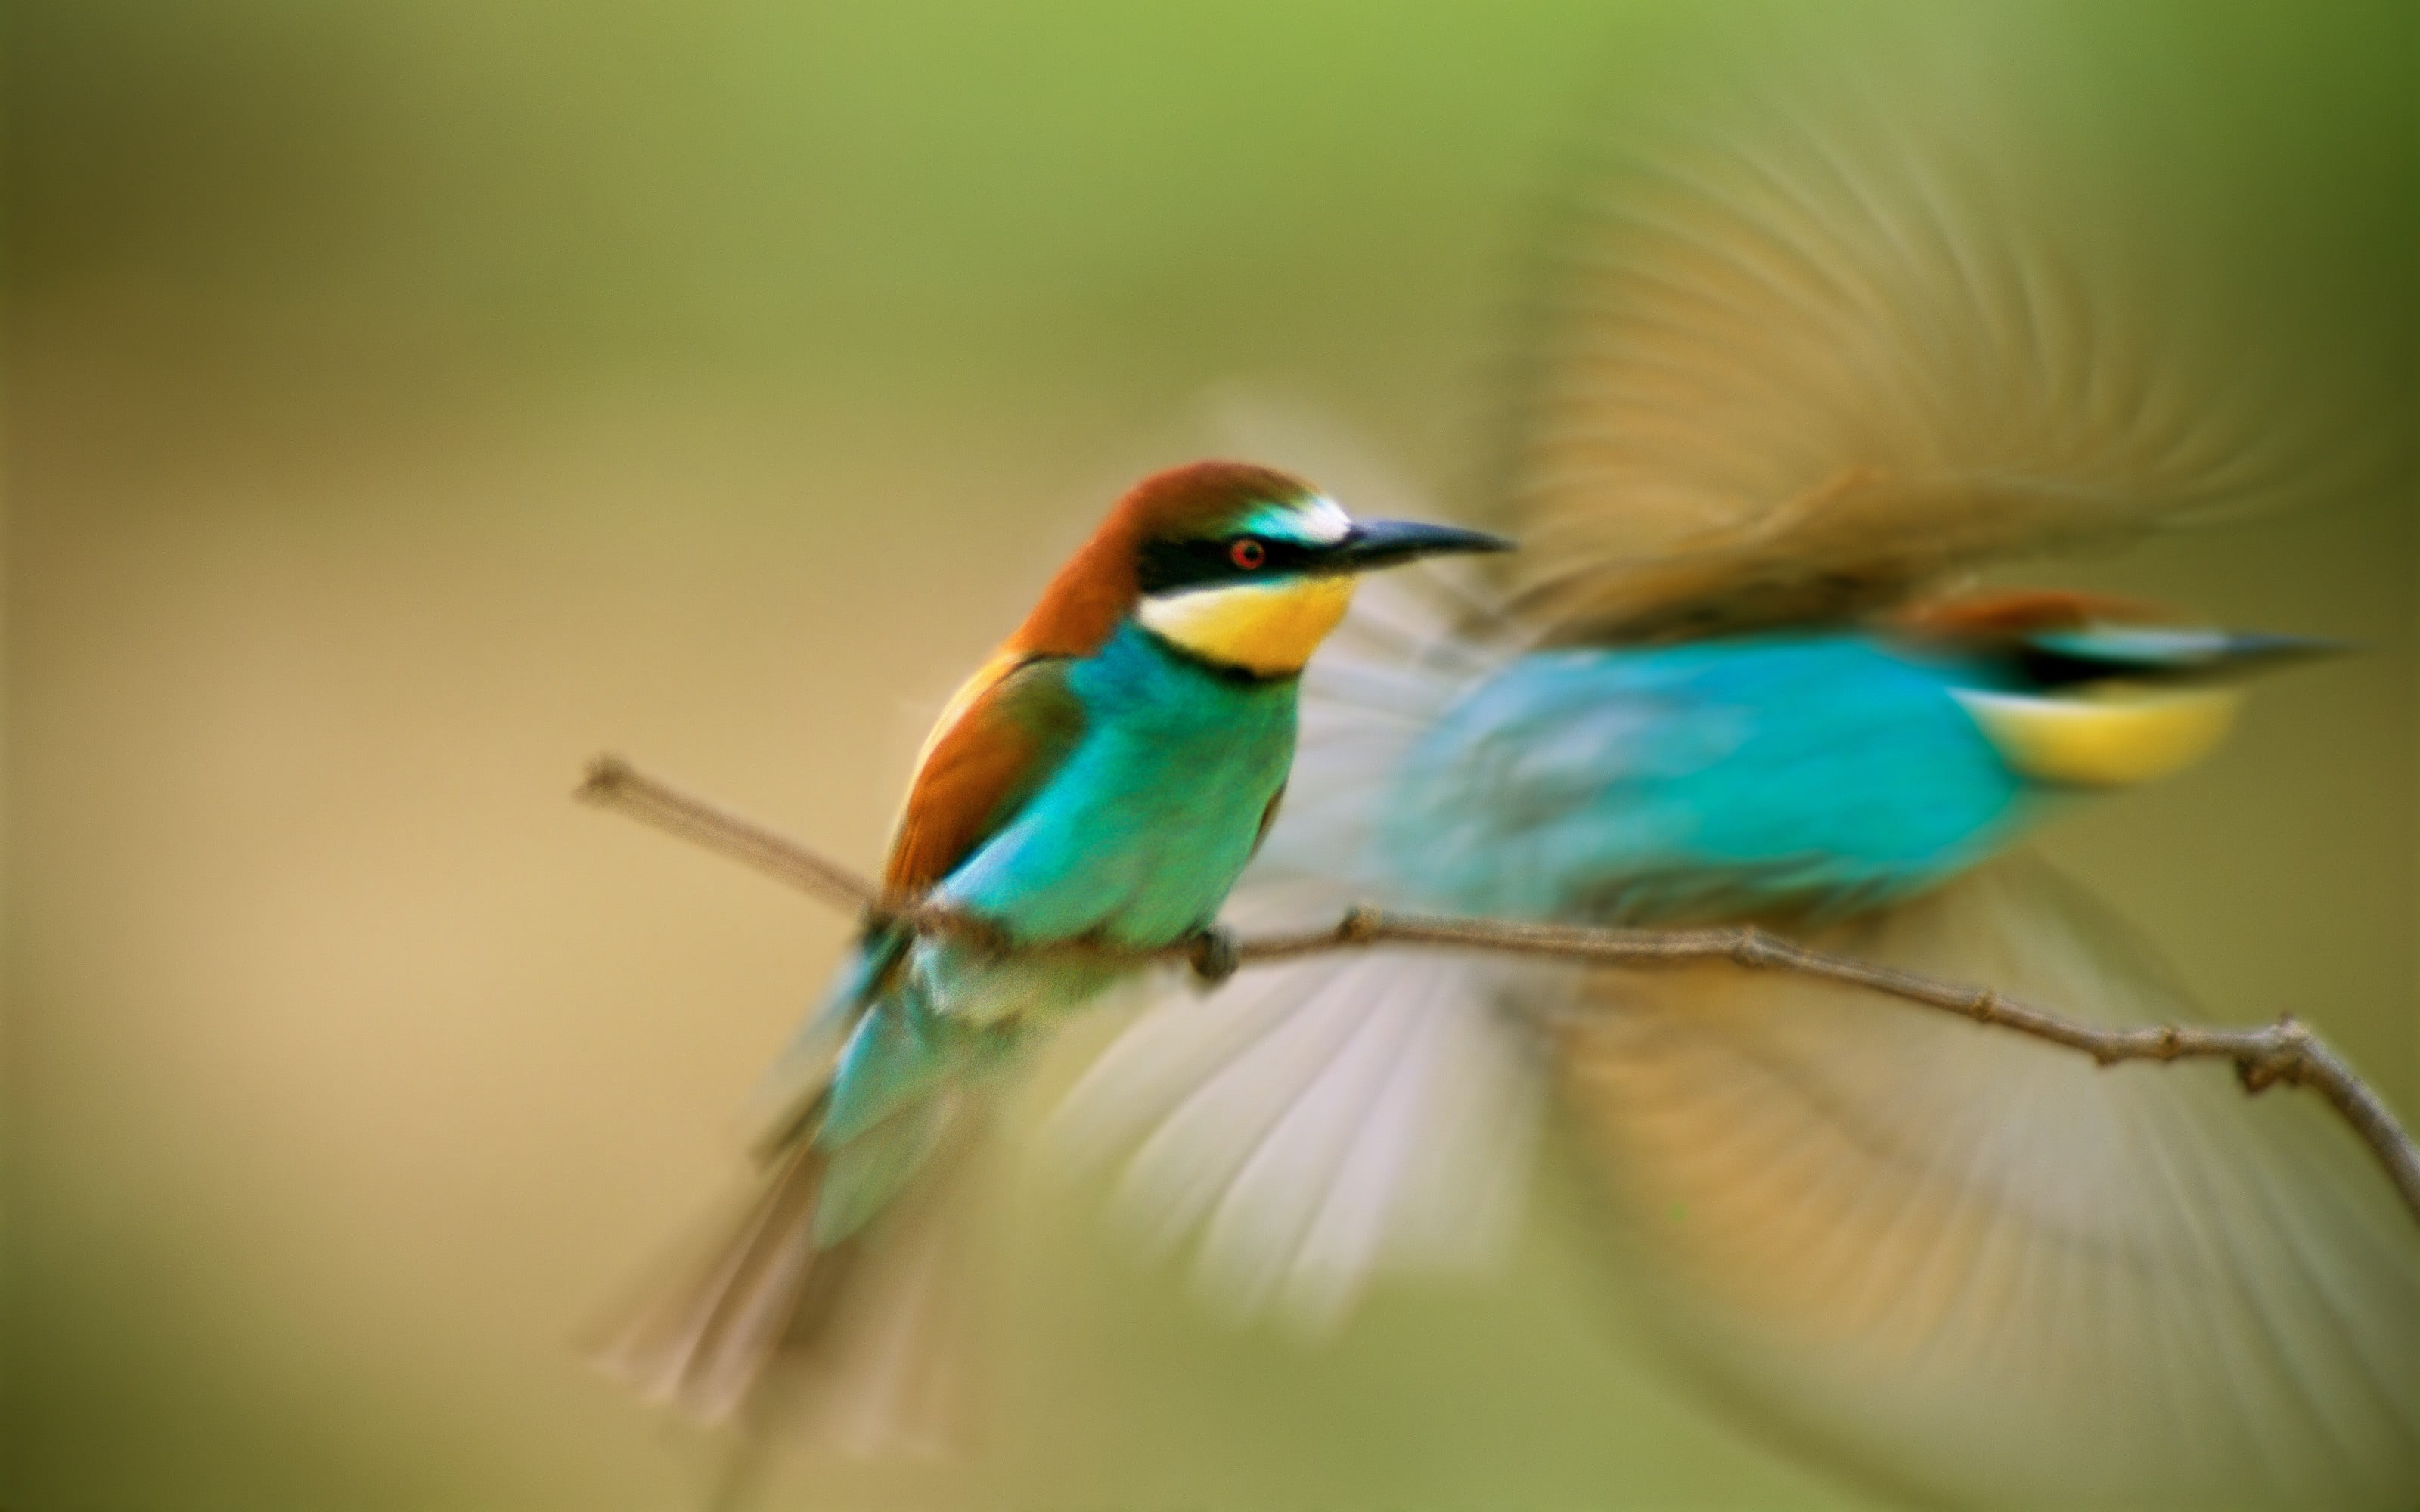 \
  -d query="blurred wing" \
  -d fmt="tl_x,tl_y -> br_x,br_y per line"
1048,563 -> 1562,1328
1503,91 -> 2316,643
1049,878 -> 1559,1331
1559,854 -> 2420,1510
